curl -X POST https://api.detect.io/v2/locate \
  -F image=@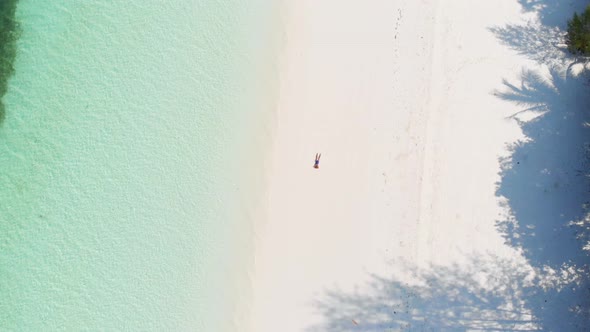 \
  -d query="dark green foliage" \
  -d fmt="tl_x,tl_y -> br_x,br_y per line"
566,6 -> 590,55
0,0 -> 20,124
